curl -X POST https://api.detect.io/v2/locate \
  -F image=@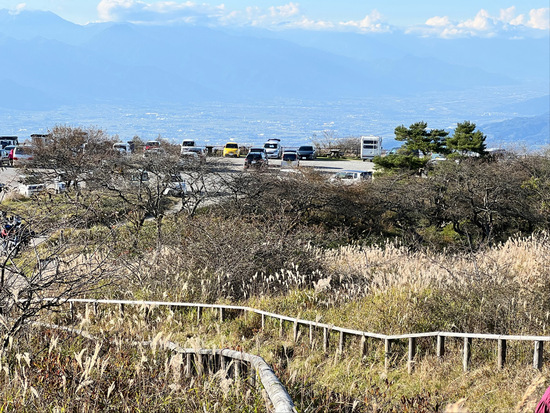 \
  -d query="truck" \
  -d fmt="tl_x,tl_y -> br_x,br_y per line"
360,135 -> 382,161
